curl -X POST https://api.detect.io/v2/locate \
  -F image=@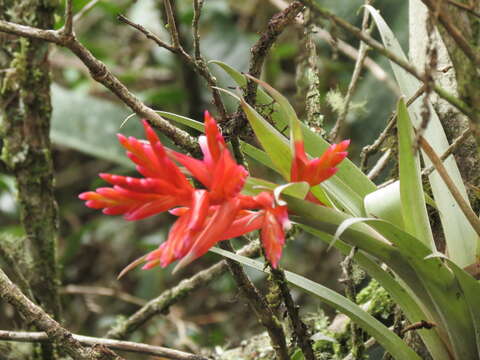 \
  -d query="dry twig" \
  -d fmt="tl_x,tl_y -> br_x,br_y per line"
0,330 -> 206,360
